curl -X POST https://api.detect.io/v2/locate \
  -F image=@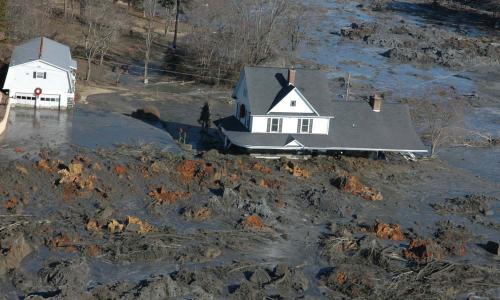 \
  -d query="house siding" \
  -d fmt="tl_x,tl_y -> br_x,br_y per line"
3,60 -> 75,108
267,88 -> 315,114
252,116 -> 330,134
